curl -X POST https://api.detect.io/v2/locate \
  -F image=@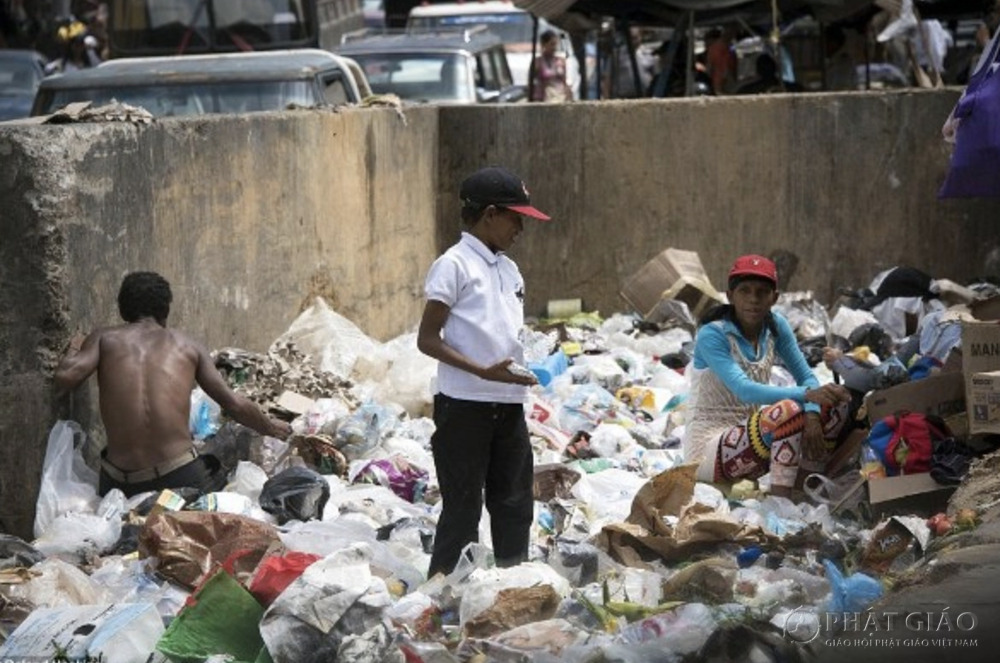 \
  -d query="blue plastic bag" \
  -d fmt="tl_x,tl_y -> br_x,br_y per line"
824,559 -> 882,613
